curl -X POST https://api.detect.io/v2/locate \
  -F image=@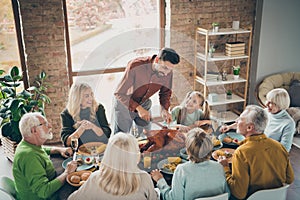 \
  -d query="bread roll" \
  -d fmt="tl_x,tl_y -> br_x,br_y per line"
70,175 -> 81,184
81,172 -> 91,181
